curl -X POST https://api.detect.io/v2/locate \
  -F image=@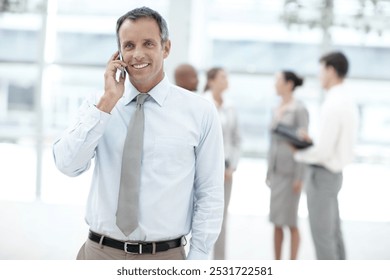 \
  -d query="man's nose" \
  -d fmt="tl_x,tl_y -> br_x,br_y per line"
133,46 -> 145,60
